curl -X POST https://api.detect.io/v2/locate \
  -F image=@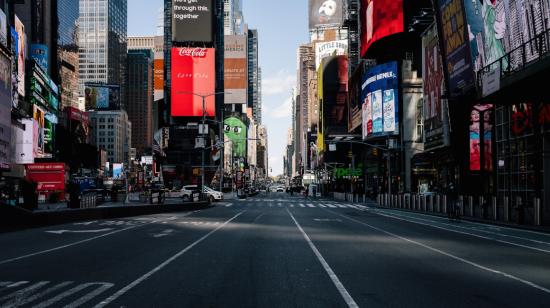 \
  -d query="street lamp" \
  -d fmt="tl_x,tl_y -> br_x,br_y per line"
178,91 -> 228,196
